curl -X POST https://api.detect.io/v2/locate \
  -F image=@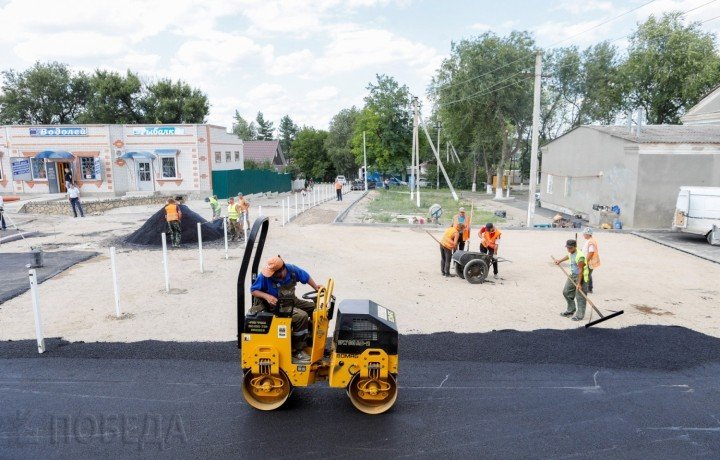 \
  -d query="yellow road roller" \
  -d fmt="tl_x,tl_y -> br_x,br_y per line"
237,217 -> 399,414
